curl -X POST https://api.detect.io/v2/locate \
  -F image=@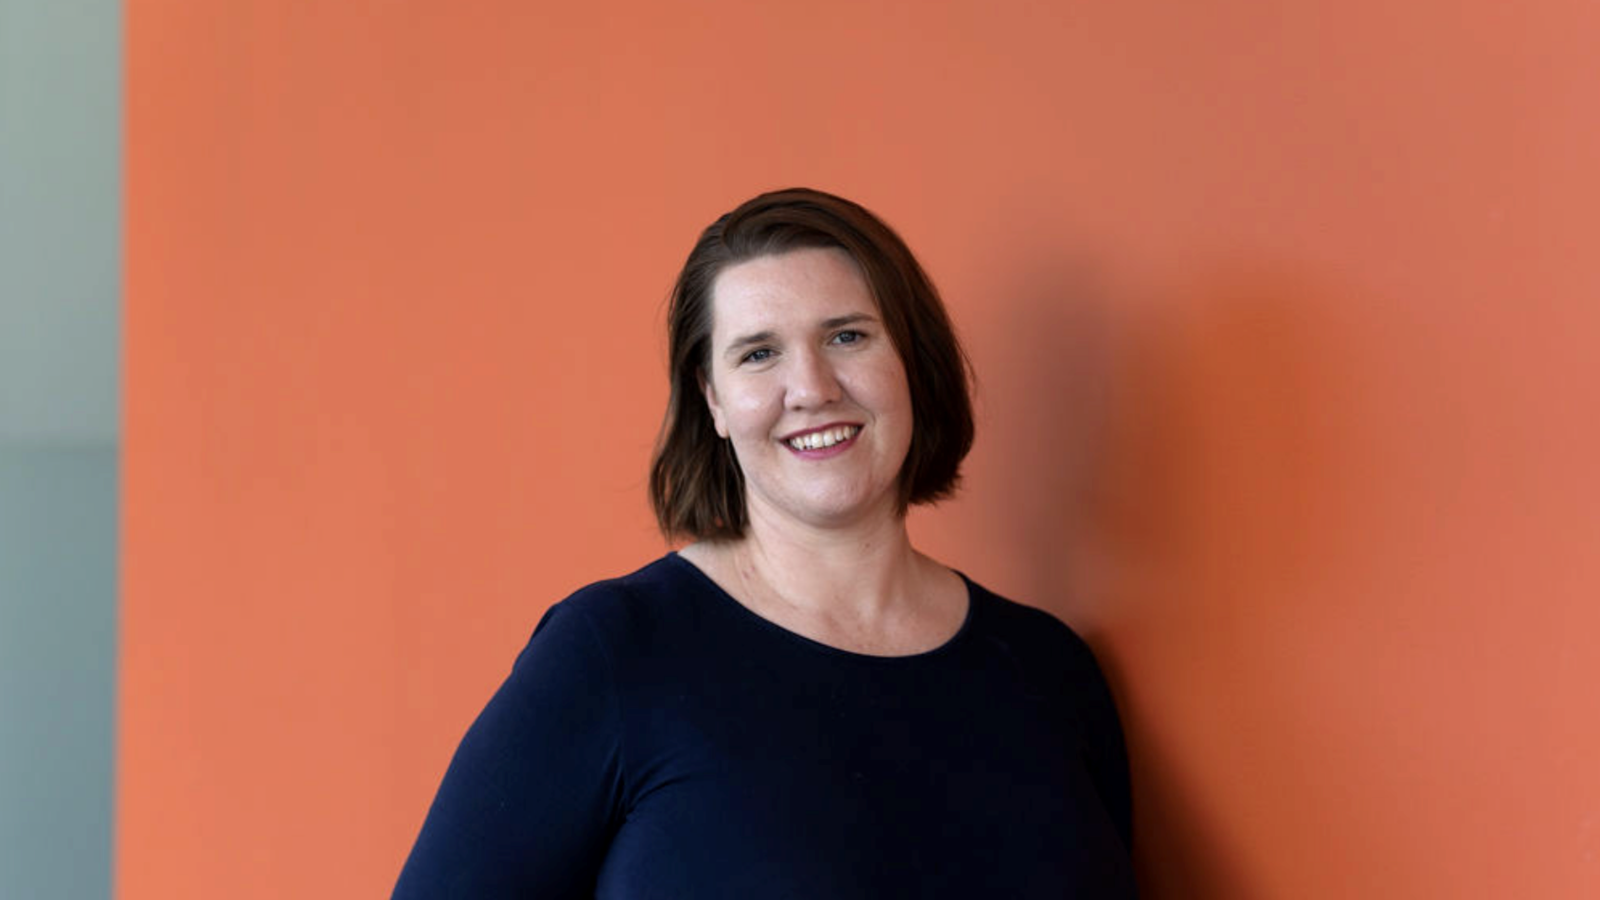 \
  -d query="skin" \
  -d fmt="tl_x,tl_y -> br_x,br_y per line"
679,247 -> 967,657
